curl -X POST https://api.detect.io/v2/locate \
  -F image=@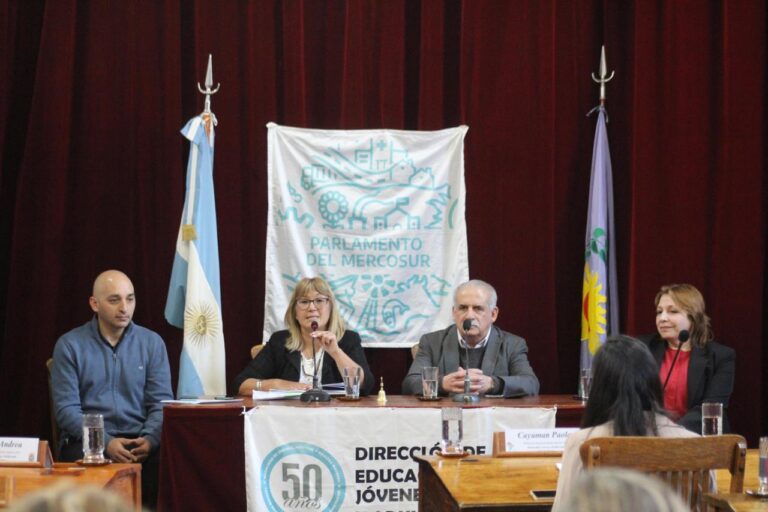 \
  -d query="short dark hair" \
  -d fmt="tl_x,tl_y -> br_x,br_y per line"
581,335 -> 666,436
